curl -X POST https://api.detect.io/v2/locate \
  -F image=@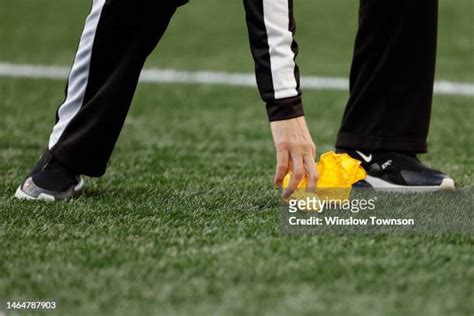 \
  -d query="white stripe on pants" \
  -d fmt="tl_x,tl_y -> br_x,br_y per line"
48,0 -> 106,149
